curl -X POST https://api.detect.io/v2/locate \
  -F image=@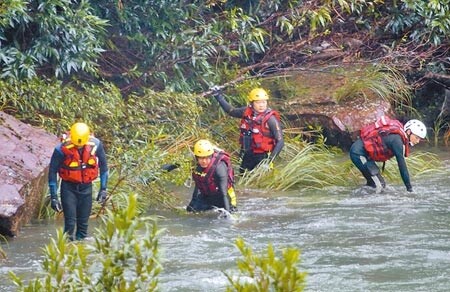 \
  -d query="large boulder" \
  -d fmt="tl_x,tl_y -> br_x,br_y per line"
275,69 -> 395,150
0,112 -> 58,237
